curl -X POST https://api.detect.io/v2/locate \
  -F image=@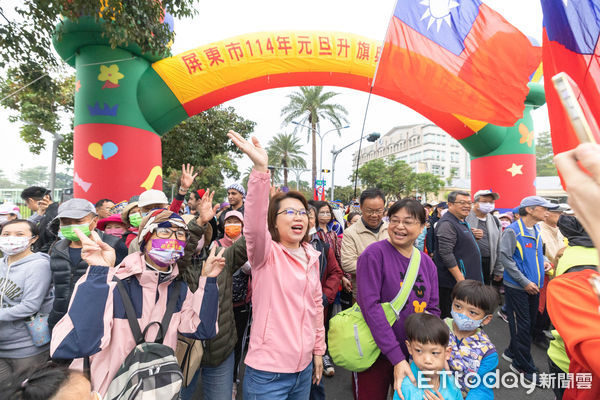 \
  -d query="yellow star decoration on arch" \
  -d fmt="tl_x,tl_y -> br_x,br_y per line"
507,163 -> 523,177
519,123 -> 534,147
